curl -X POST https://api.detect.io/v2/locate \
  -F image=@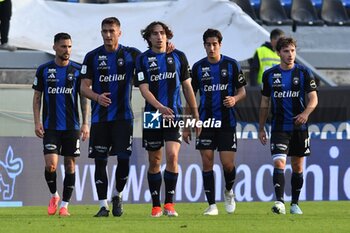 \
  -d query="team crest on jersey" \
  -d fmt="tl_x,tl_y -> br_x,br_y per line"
118,58 -> 124,66
221,69 -> 228,77
67,73 -> 74,81
167,57 -> 174,65
293,77 -> 299,85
